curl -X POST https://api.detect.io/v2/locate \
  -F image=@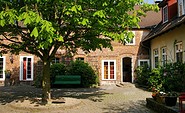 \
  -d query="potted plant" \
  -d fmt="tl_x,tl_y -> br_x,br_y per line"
165,92 -> 178,106
151,88 -> 166,103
